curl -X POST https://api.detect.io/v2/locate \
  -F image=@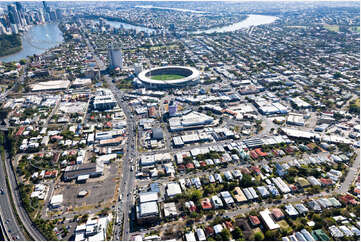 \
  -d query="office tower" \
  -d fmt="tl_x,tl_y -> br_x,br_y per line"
24,14 -> 30,25
108,46 -> 123,69
42,1 -> 50,13
134,63 -> 143,75
44,11 -> 50,22
49,9 -> 57,22
15,2 -> 26,26
56,9 -> 63,20
0,23 -> 6,34
168,100 -> 178,117
8,4 -> 20,25
38,9 -> 45,23
10,23 -> 18,34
